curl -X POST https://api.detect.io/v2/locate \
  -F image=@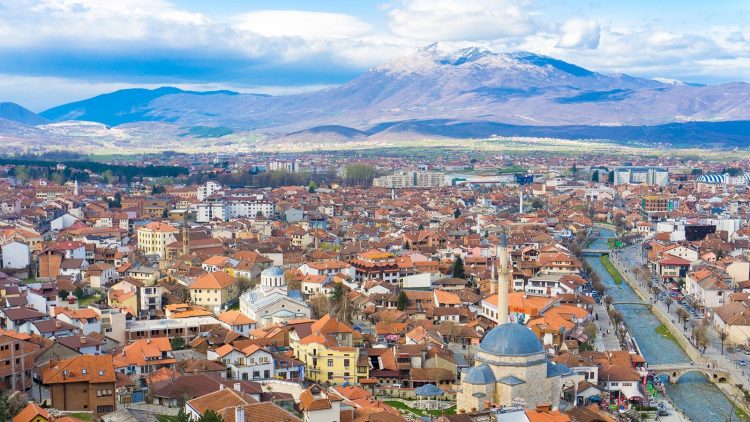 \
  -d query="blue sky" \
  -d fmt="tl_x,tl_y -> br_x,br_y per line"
1,0 -> 749,110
